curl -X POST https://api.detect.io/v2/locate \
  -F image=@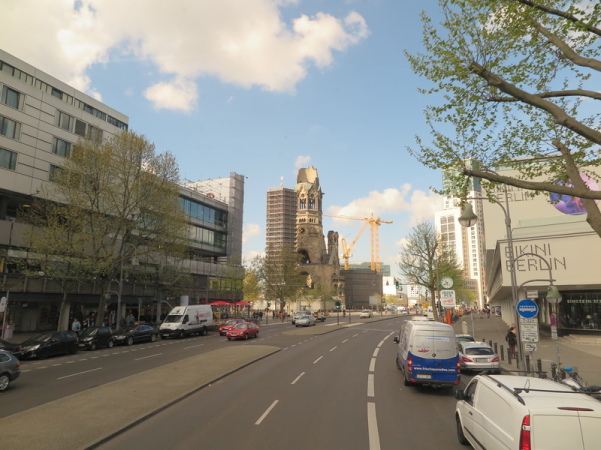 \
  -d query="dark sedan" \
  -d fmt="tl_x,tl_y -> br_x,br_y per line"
78,326 -> 114,350
0,338 -> 23,356
112,324 -> 159,346
17,331 -> 79,359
